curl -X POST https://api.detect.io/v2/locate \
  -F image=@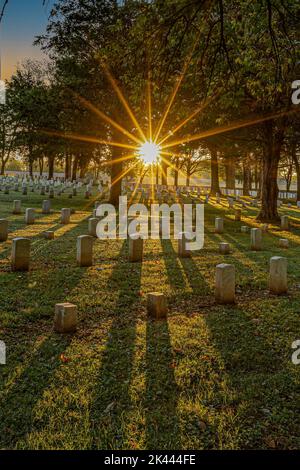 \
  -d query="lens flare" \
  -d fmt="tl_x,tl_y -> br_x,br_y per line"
138,141 -> 161,165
